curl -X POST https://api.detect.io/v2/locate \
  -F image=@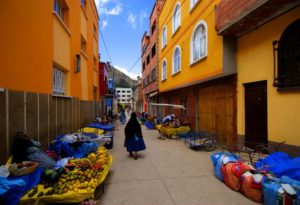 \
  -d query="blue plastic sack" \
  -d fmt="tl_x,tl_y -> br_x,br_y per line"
281,176 -> 300,204
145,121 -> 155,129
210,152 -> 239,181
262,177 -> 281,205
255,152 -> 300,180
73,142 -> 98,158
